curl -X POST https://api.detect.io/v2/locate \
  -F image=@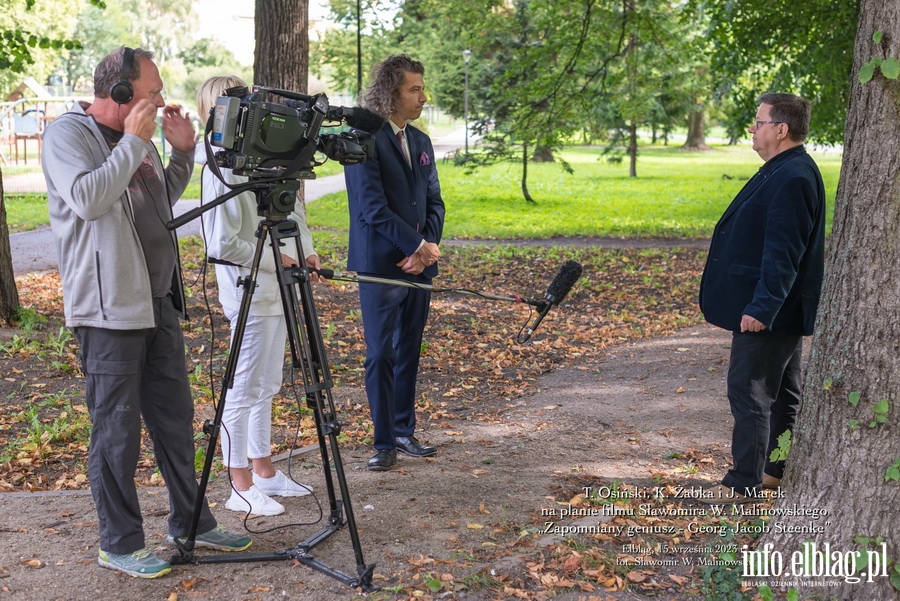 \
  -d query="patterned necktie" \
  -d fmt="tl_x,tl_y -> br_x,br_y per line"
396,129 -> 410,166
